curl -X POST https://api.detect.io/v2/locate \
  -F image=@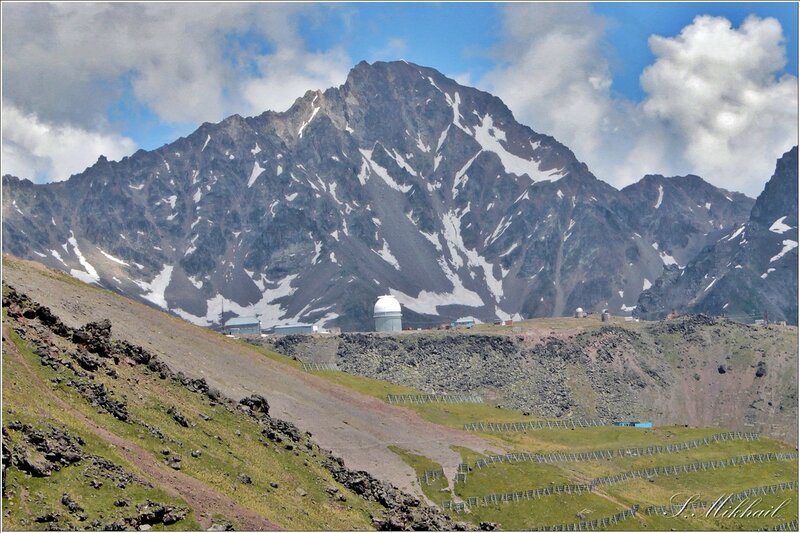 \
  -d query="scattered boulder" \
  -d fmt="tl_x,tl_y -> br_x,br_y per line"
60,493 -> 83,514
166,406 -> 190,428
239,395 -> 270,417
